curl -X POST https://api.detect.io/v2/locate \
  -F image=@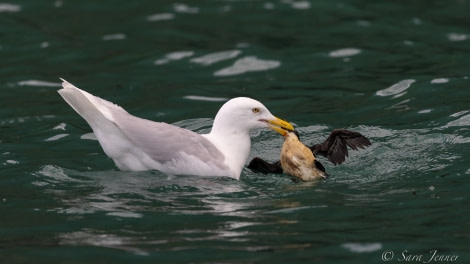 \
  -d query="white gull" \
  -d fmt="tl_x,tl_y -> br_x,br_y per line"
58,79 -> 293,180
